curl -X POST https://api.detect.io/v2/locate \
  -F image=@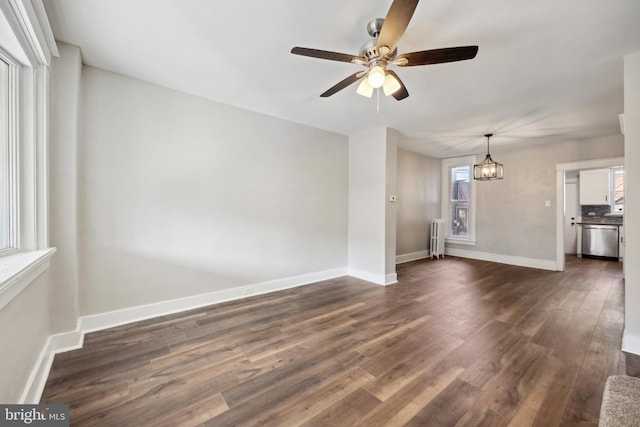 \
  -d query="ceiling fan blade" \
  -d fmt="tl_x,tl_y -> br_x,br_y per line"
396,46 -> 479,66
376,0 -> 419,55
291,47 -> 363,63
320,72 -> 365,97
386,70 -> 409,100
